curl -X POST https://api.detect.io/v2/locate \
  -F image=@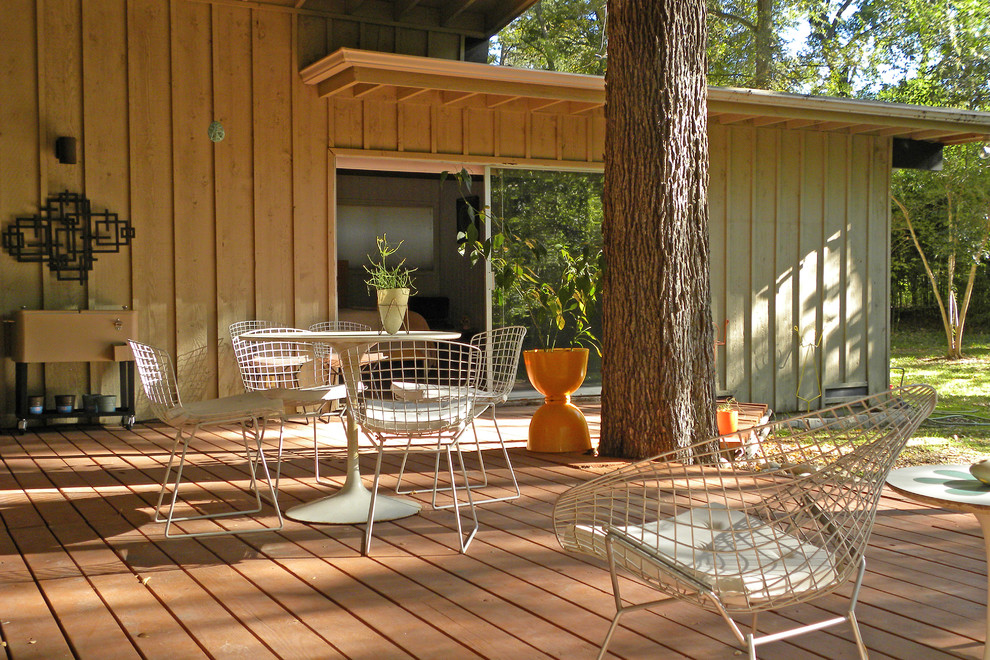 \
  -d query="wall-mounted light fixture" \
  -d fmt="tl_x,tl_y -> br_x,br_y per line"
55,136 -> 77,164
